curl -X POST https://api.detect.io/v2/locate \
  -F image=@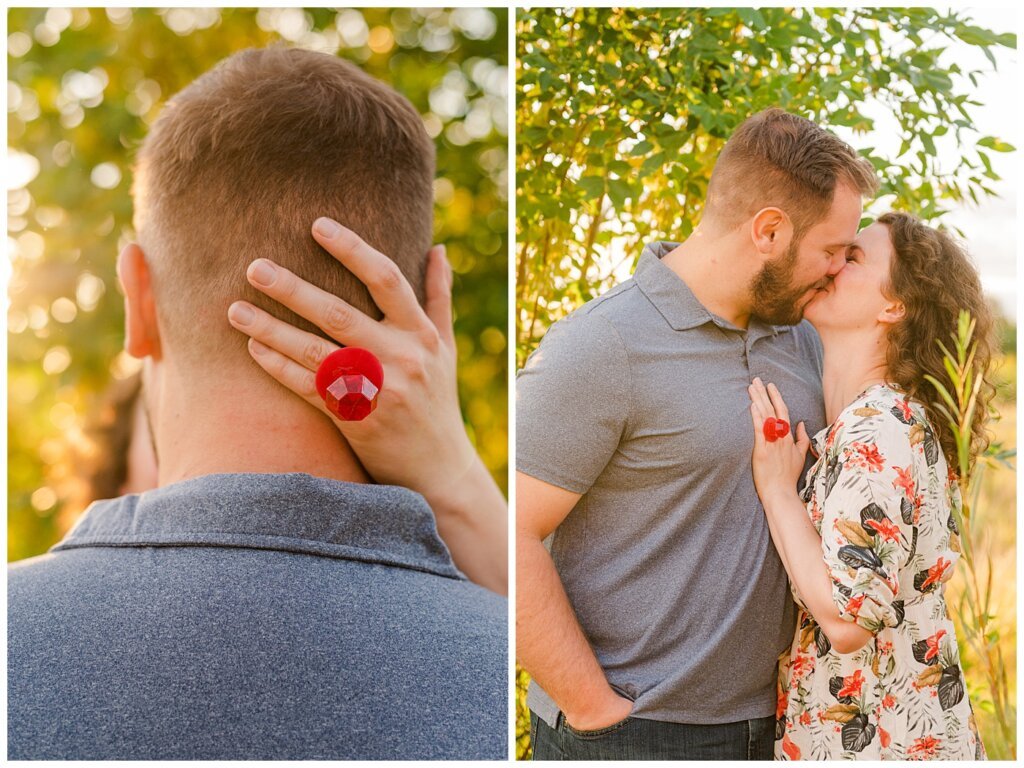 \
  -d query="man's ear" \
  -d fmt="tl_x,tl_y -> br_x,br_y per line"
750,207 -> 791,256
116,243 -> 162,360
